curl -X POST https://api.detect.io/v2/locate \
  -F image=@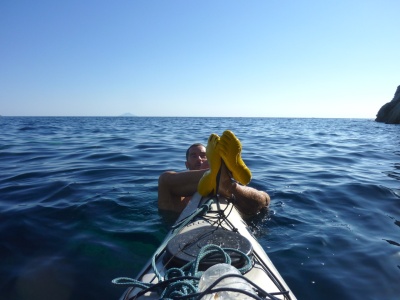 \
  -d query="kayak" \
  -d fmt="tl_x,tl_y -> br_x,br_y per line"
113,193 -> 297,300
